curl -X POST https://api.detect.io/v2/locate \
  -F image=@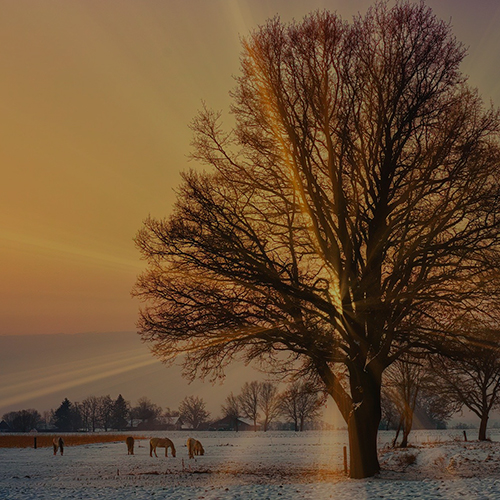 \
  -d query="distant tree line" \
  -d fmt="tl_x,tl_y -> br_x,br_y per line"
1,380 -> 325,433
